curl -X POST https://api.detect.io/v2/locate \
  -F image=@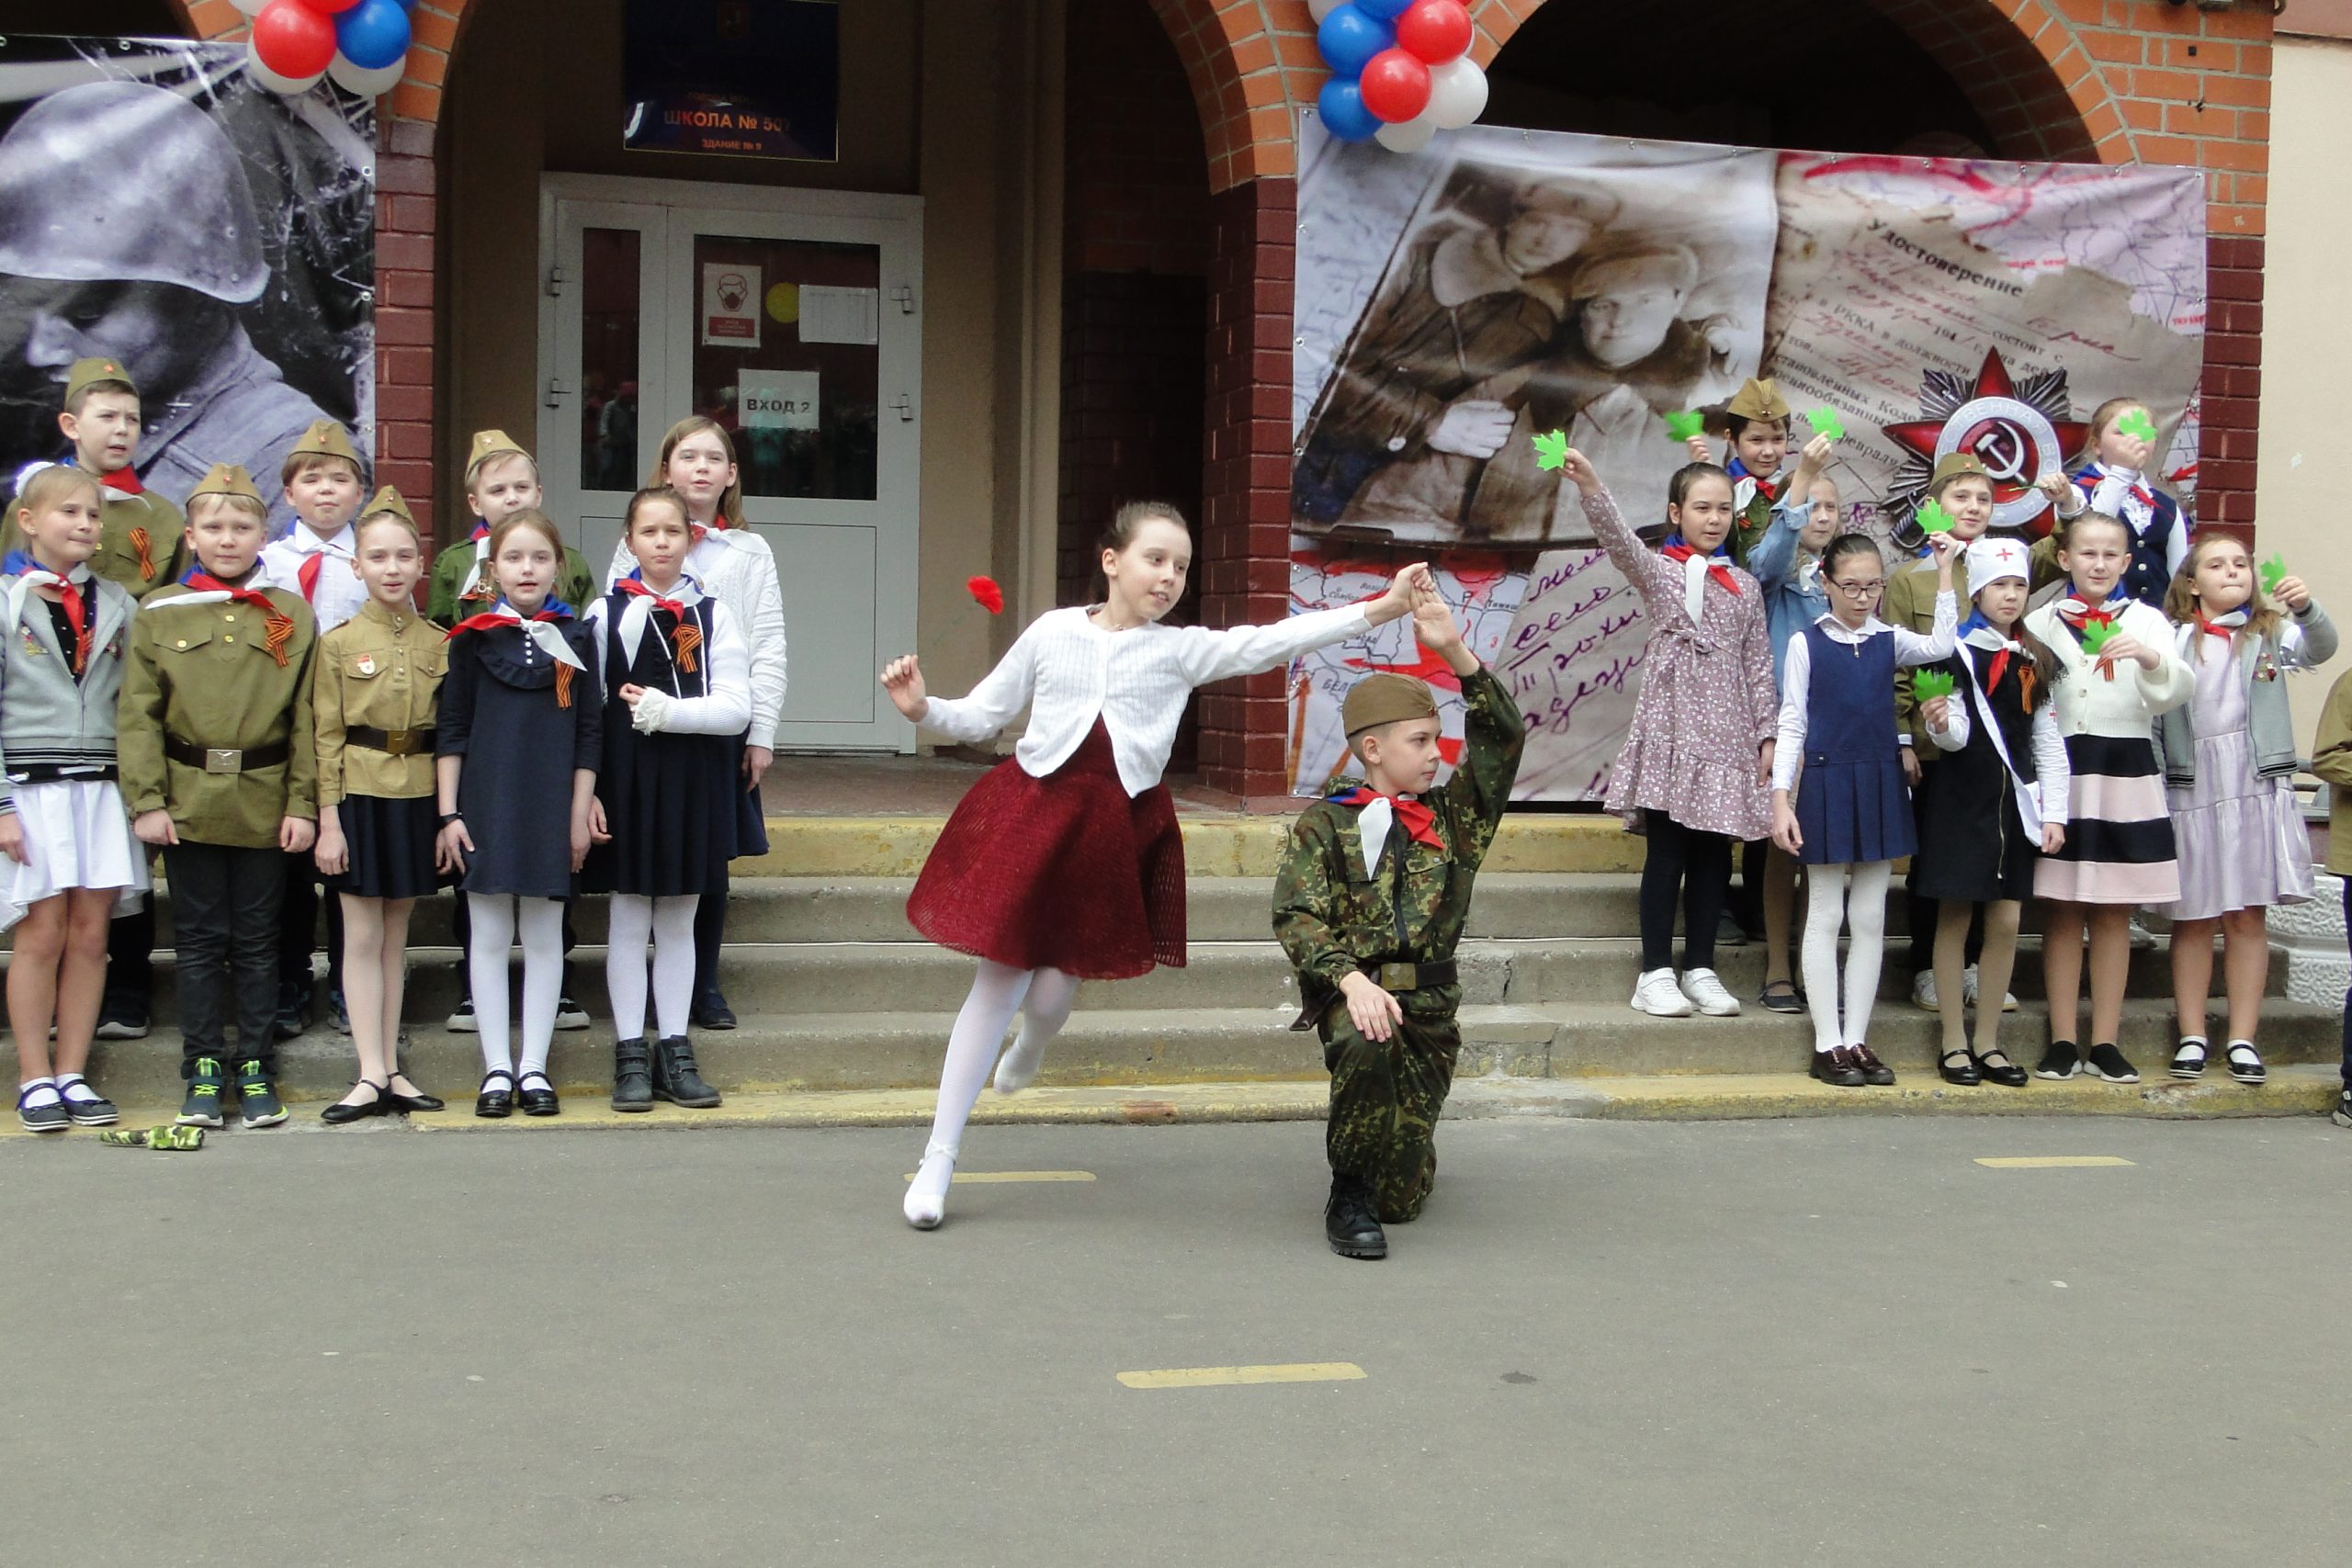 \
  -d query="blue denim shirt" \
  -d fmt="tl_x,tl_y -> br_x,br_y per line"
1743,498 -> 1828,687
